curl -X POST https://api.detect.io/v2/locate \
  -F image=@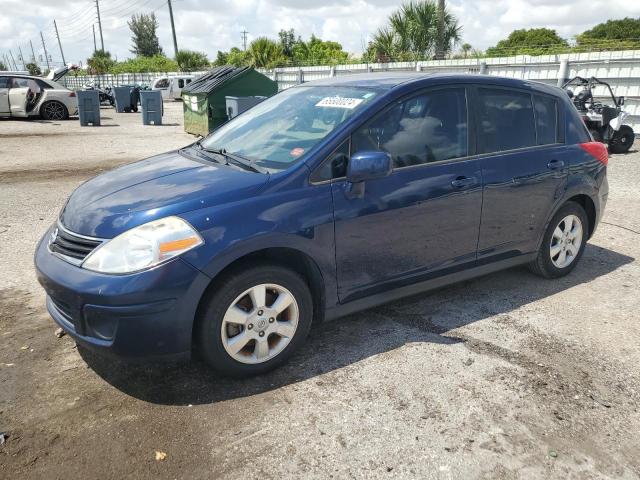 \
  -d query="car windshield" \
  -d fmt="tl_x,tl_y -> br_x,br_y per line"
200,86 -> 379,172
